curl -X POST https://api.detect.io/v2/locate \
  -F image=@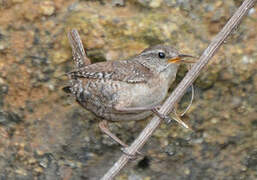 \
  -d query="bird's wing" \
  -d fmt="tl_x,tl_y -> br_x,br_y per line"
67,60 -> 153,83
